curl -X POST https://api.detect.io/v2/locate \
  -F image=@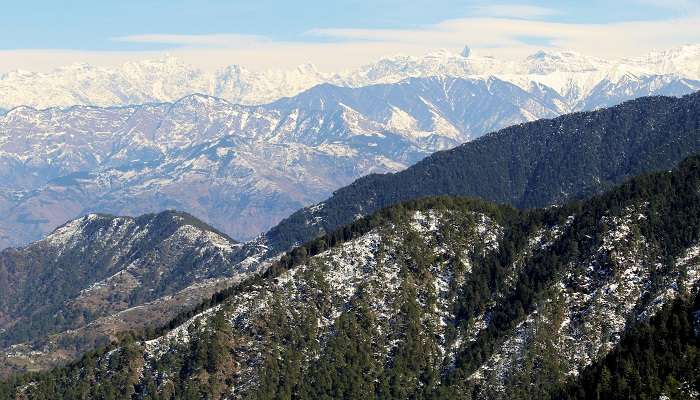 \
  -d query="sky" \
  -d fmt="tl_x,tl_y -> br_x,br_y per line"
0,0 -> 699,72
